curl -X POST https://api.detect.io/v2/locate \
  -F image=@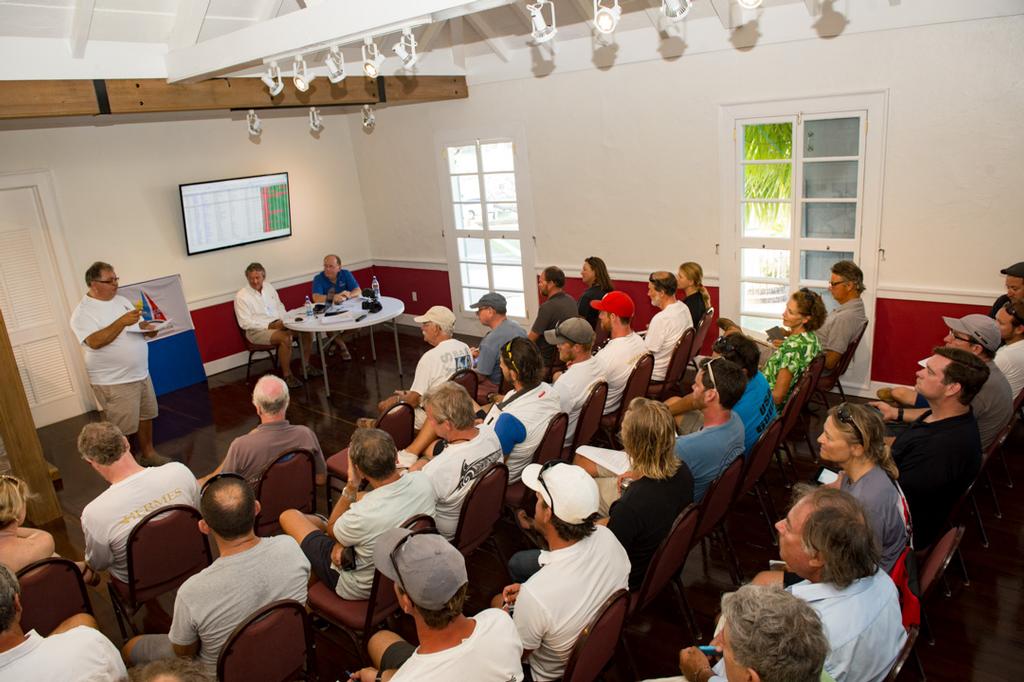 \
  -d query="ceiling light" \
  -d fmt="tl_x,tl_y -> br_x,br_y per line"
309,107 -> 323,133
527,1 -> 557,43
260,62 -> 283,97
325,46 -> 346,83
392,28 -> 419,69
246,109 -> 261,137
362,104 -> 376,131
594,0 -> 622,34
662,0 -> 692,21
736,0 -> 763,8
362,37 -> 385,79
292,56 -> 313,92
